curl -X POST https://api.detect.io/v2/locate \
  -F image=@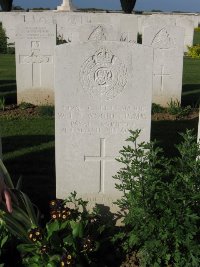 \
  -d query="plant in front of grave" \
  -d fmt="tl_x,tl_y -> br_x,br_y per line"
151,103 -> 165,114
113,129 -> 200,267
17,192 -> 116,267
0,160 -> 40,242
0,23 -> 8,54
187,44 -> 200,59
167,99 -> 192,118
